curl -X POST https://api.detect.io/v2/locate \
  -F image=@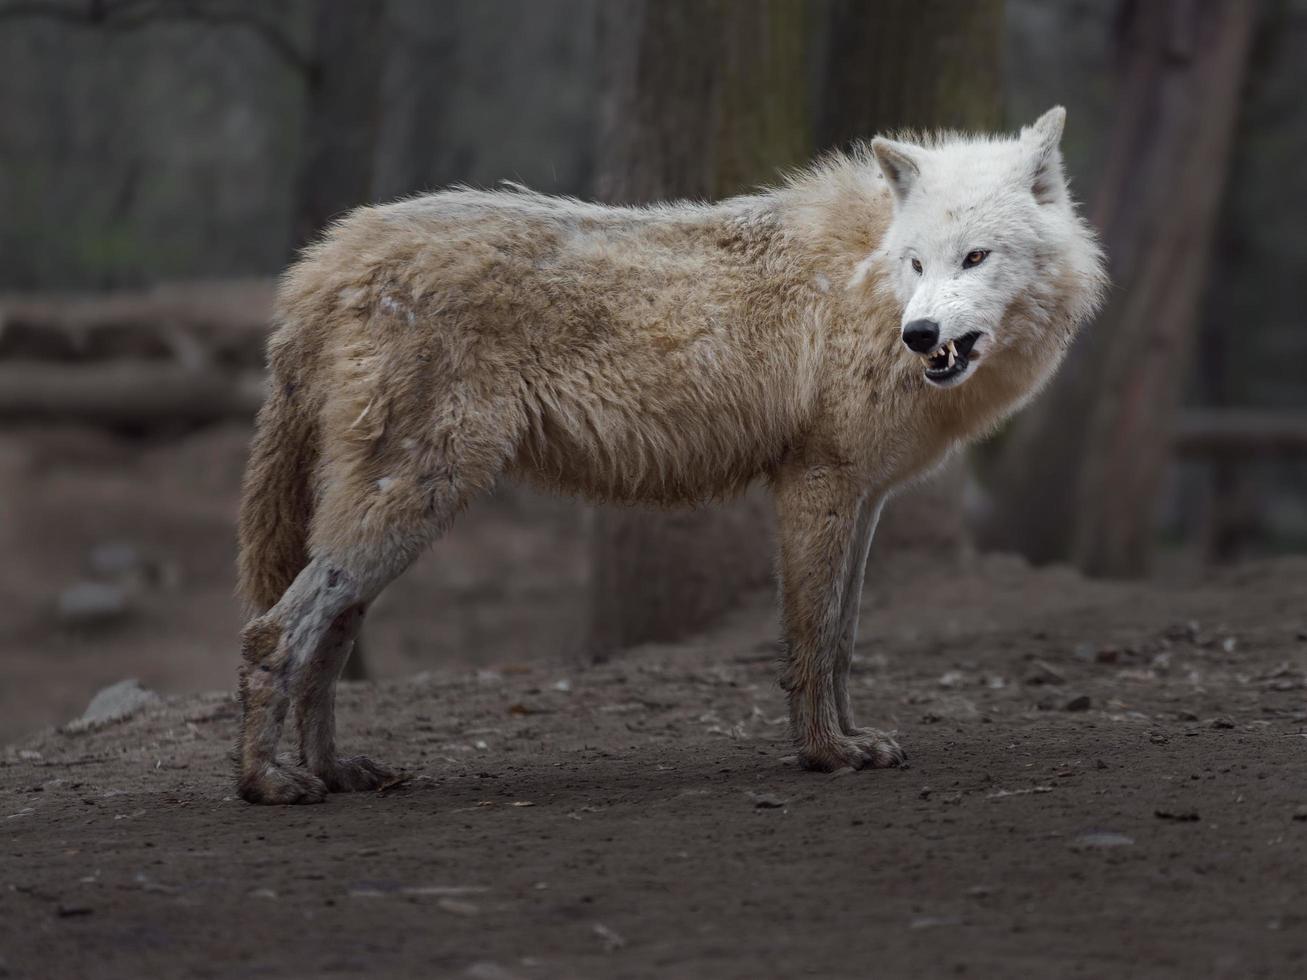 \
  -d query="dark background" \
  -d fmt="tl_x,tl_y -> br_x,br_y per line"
1,0 -> 1303,737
